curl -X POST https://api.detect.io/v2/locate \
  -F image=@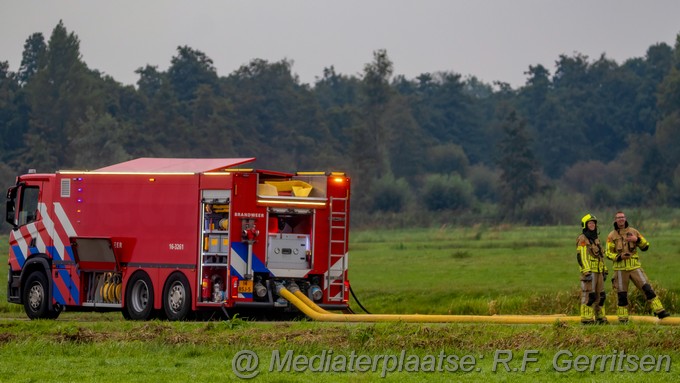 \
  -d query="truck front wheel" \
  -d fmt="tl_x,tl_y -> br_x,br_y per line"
23,271 -> 60,320
124,272 -> 155,320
